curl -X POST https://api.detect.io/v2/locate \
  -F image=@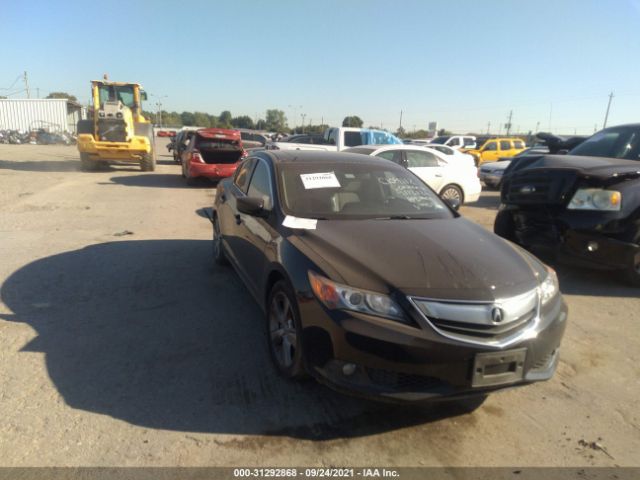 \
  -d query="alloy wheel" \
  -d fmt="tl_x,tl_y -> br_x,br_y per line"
269,291 -> 297,369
